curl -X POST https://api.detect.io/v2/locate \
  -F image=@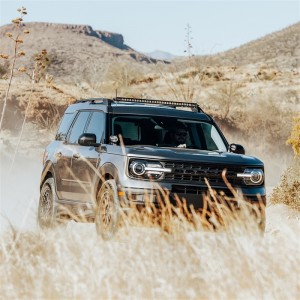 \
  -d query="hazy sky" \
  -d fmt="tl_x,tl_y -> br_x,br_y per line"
0,0 -> 299,55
